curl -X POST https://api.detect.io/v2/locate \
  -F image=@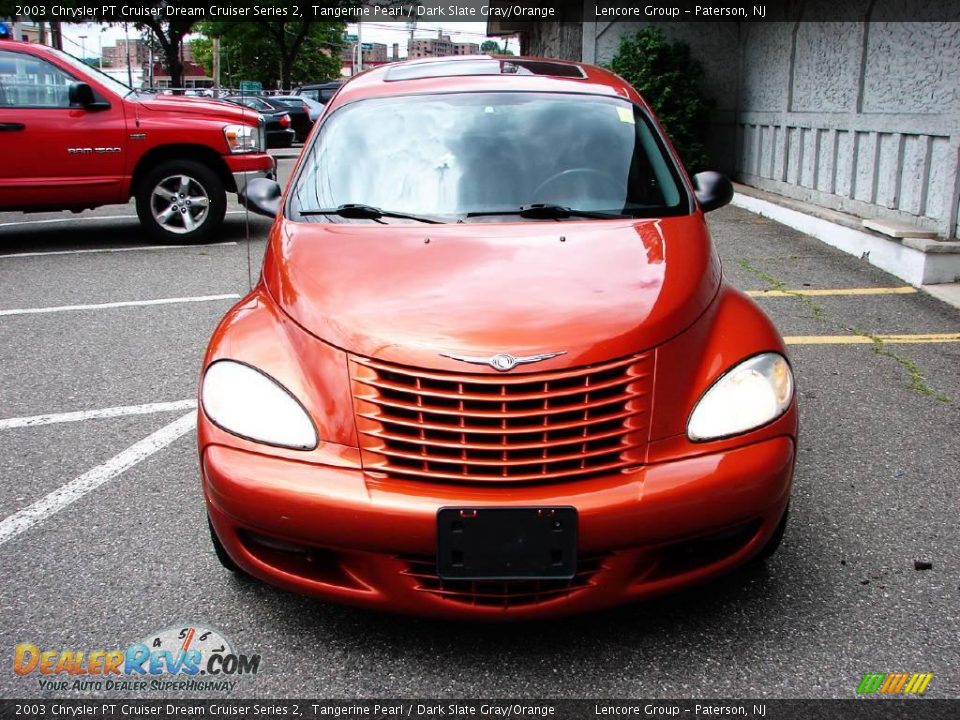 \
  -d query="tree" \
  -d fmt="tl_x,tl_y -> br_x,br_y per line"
480,39 -> 514,56
607,27 -> 713,172
135,5 -> 196,91
194,21 -> 345,90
